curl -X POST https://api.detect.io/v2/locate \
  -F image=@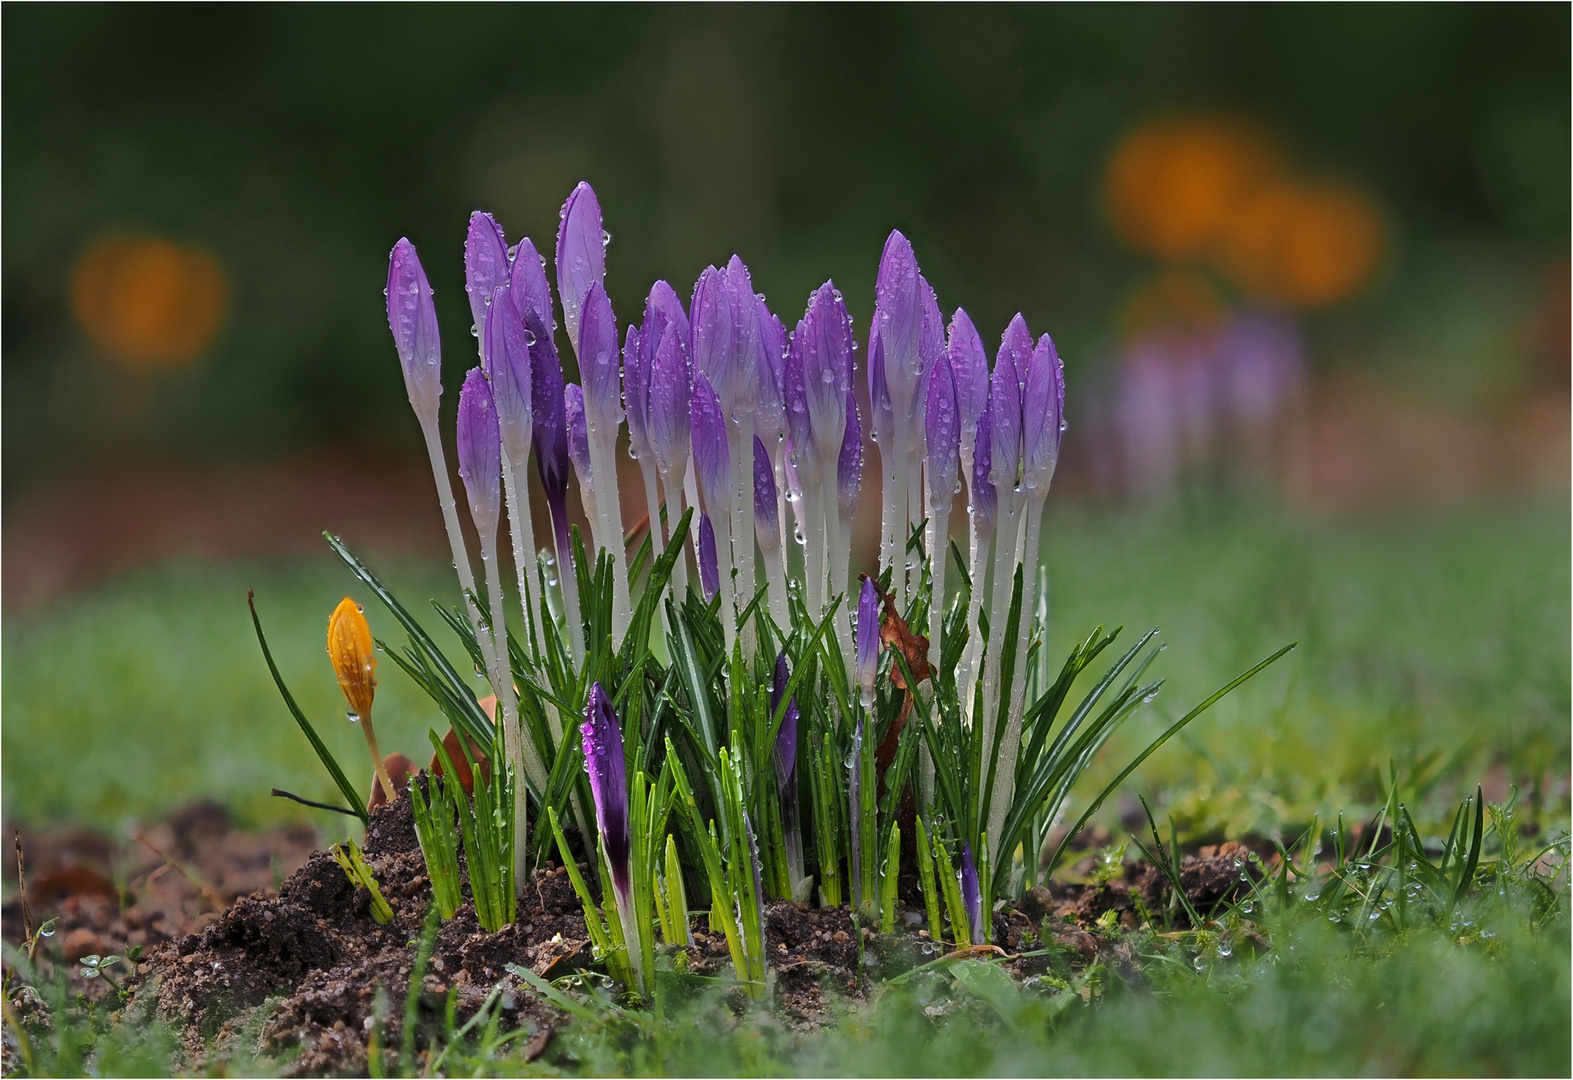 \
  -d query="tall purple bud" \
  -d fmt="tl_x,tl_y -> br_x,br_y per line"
1021,334 -> 1066,491
971,399 -> 997,536
947,309 -> 989,474
565,384 -> 593,496
960,843 -> 982,946
577,282 -> 622,432
754,435 -> 778,536
689,266 -> 731,397
465,212 -> 510,366
867,327 -> 894,452
631,281 -> 689,463
755,302 -> 787,447
797,282 -> 852,469
989,315 -> 1032,493
649,323 -> 691,480
508,237 -> 555,337
925,353 -> 960,509
698,513 -> 720,602
623,323 -> 647,458
855,576 -> 880,708
914,278 -> 945,429
556,181 -> 605,359
456,368 -> 502,535
690,373 -> 730,517
873,231 -> 923,412
782,327 -> 813,480
485,287 -> 533,464
386,238 -> 442,417
838,391 -> 863,522
581,683 -> 631,906
770,651 -> 799,794
528,310 -> 570,511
